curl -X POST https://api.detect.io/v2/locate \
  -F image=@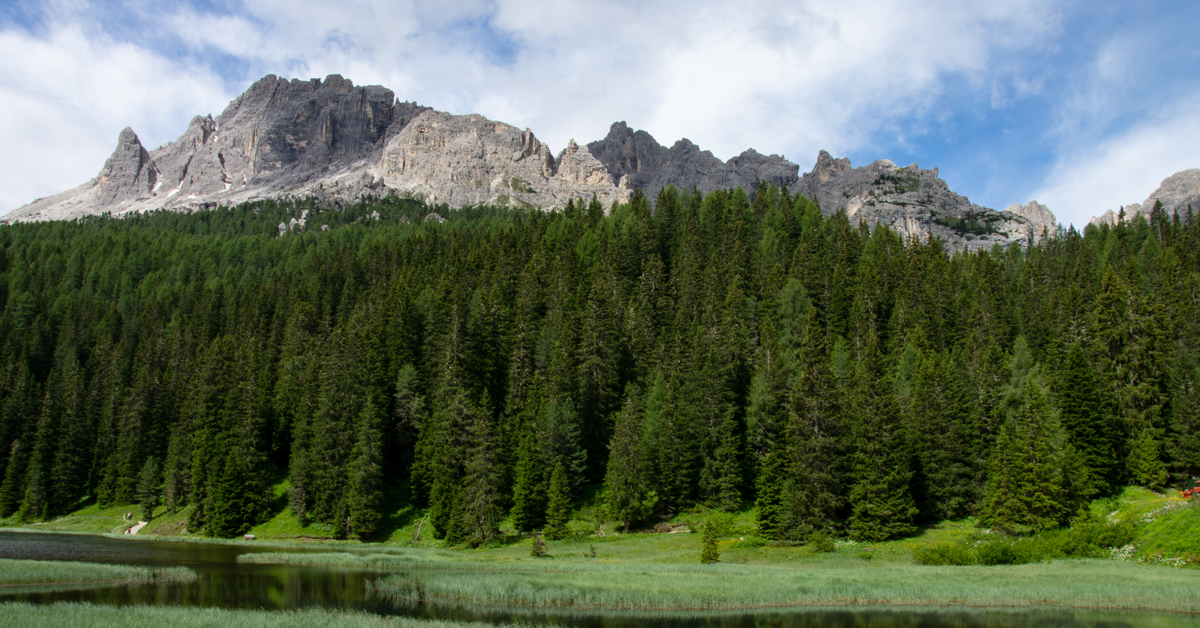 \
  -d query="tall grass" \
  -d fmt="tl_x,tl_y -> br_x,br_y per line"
0,602 -> 507,628
0,559 -> 196,587
365,559 -> 1200,613
238,551 -> 458,568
